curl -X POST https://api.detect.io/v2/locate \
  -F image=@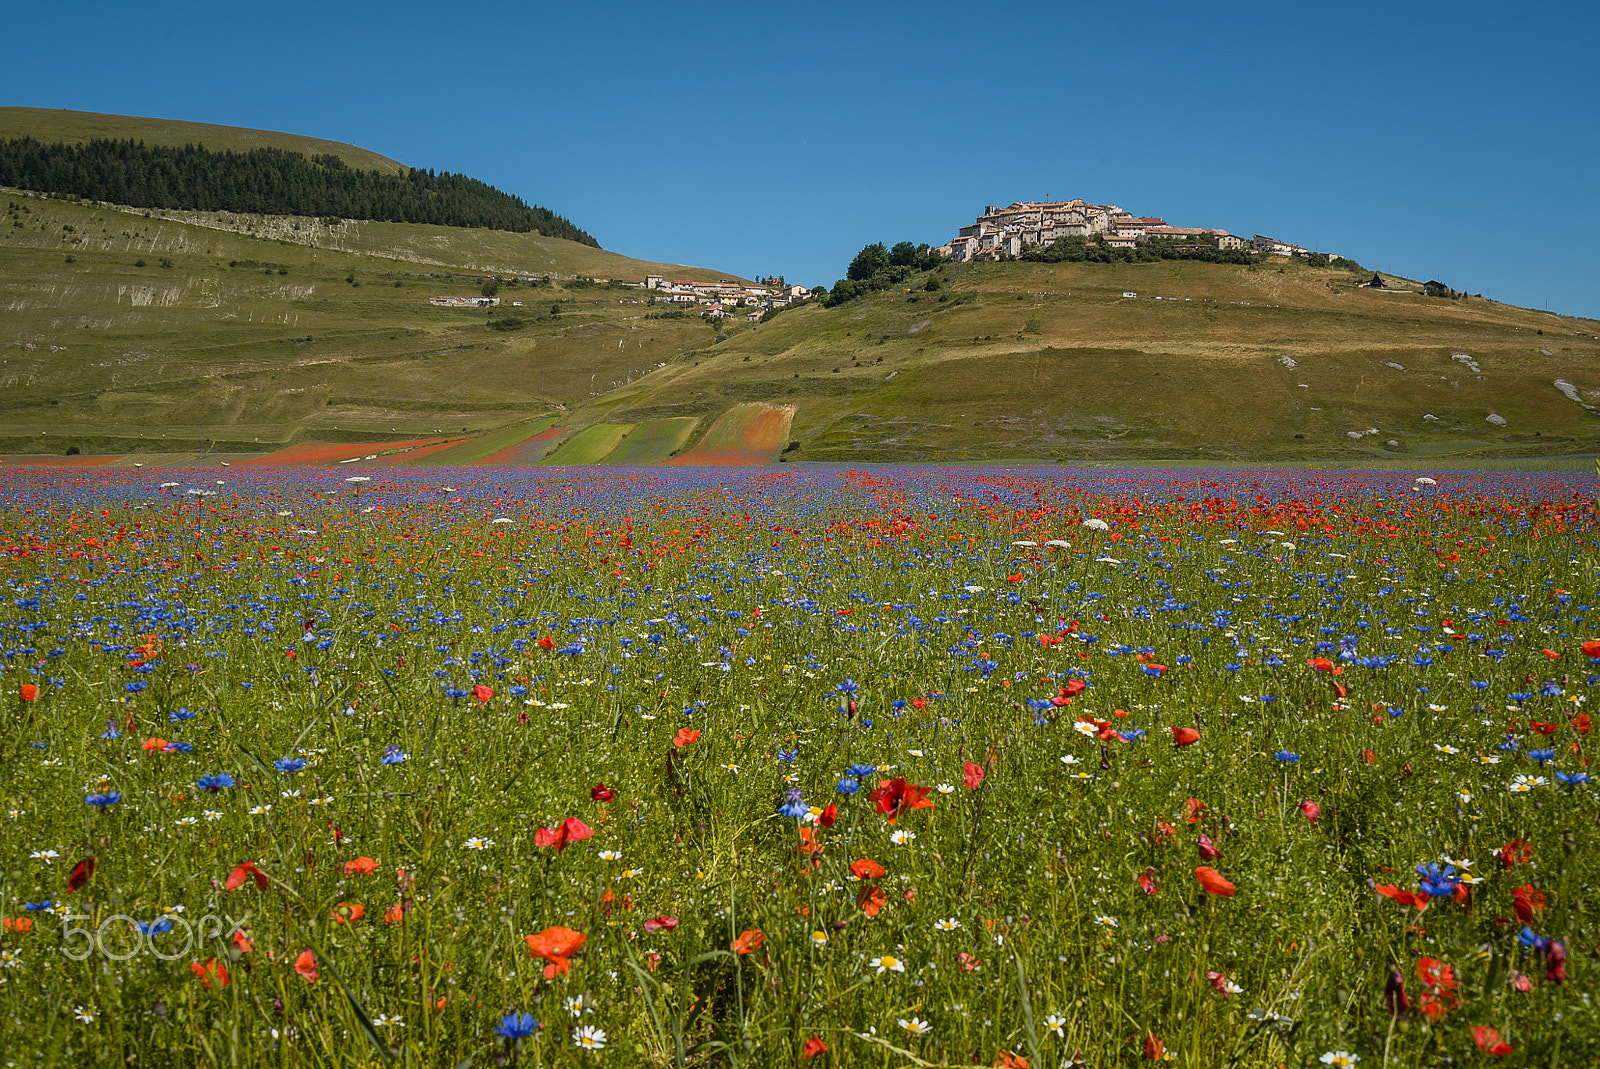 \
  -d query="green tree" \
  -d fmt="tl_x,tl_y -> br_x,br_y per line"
847,243 -> 890,281
481,278 -> 500,297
